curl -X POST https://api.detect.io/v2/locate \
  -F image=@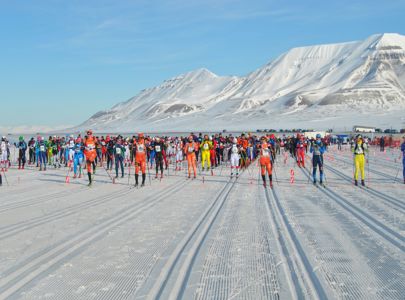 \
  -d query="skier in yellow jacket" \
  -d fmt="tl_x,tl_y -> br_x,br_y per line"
352,135 -> 368,186
200,135 -> 213,171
